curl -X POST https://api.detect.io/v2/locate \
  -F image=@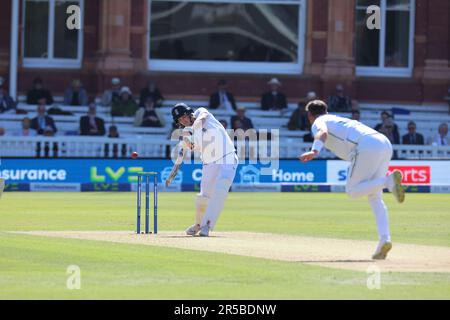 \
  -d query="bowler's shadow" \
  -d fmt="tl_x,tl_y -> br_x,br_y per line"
298,259 -> 374,263
156,235 -> 223,239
